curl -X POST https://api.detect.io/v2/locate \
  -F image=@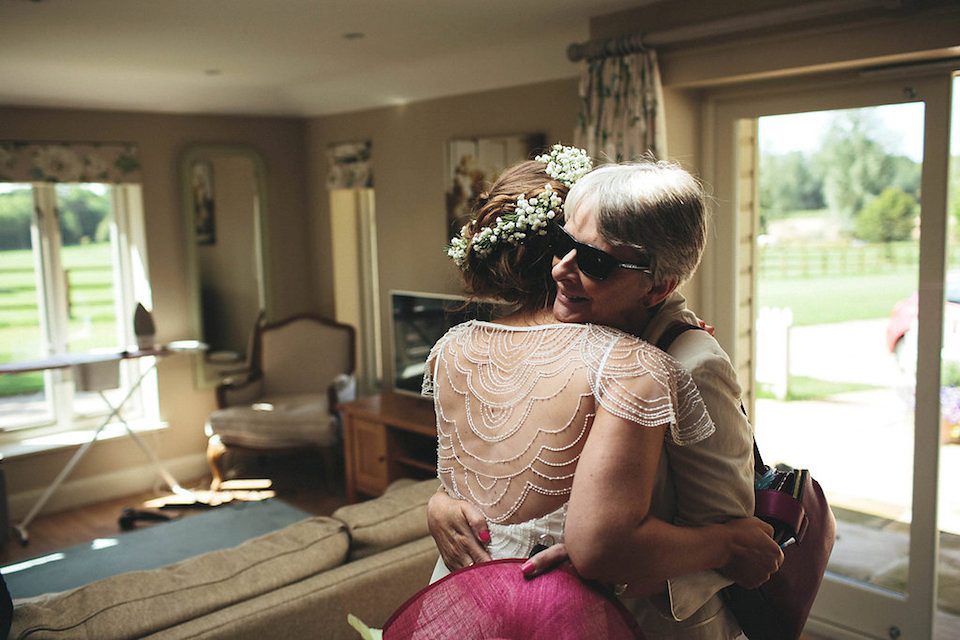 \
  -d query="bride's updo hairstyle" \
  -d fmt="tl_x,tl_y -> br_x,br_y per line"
458,160 -> 569,312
